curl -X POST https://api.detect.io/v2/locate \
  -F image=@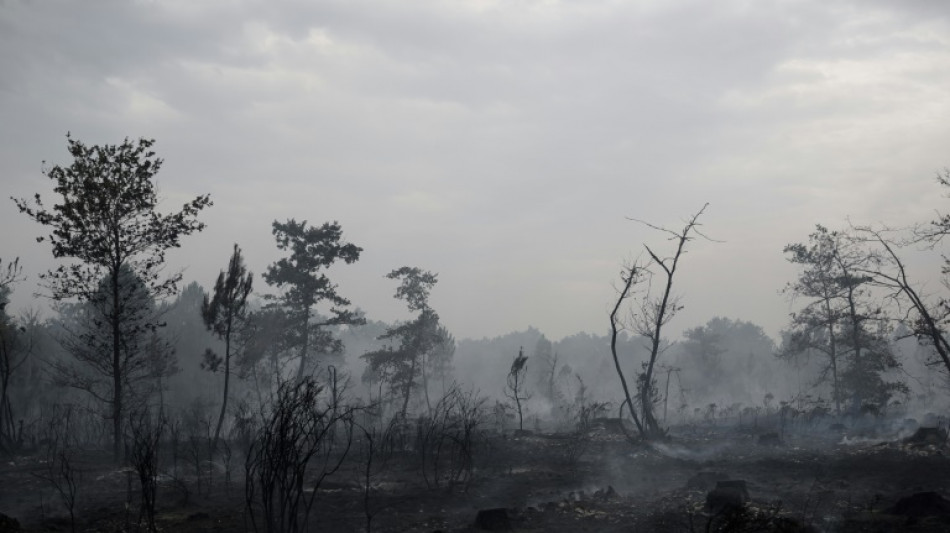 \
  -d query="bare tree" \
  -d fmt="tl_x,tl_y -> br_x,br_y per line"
611,204 -> 711,439
851,225 -> 950,377
610,264 -> 647,438
354,412 -> 400,533
244,375 -> 355,533
0,257 -> 27,452
33,413 -> 83,533
127,408 -> 165,533
416,385 -> 485,491
504,347 -> 530,431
